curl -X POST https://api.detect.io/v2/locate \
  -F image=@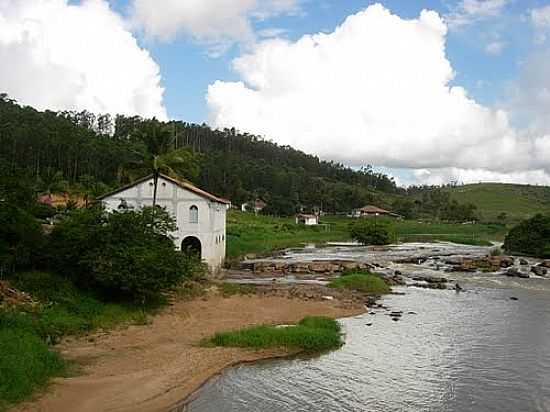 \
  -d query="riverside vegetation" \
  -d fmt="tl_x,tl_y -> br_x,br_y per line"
0,190 -> 201,410
205,316 -> 344,353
